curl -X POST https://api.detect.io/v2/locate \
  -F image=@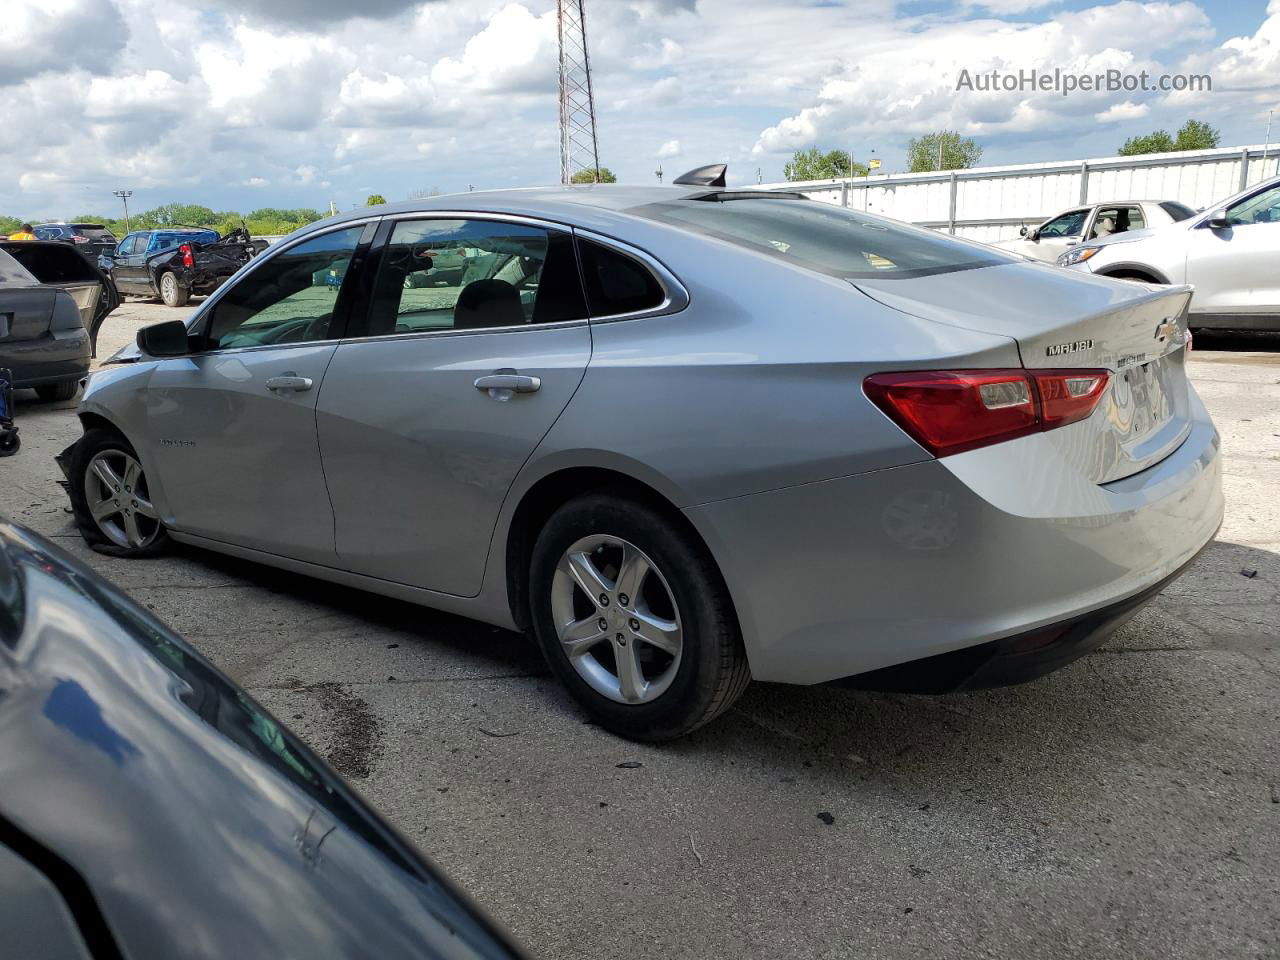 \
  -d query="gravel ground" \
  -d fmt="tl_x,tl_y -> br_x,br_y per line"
3,299 -> 1278,960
